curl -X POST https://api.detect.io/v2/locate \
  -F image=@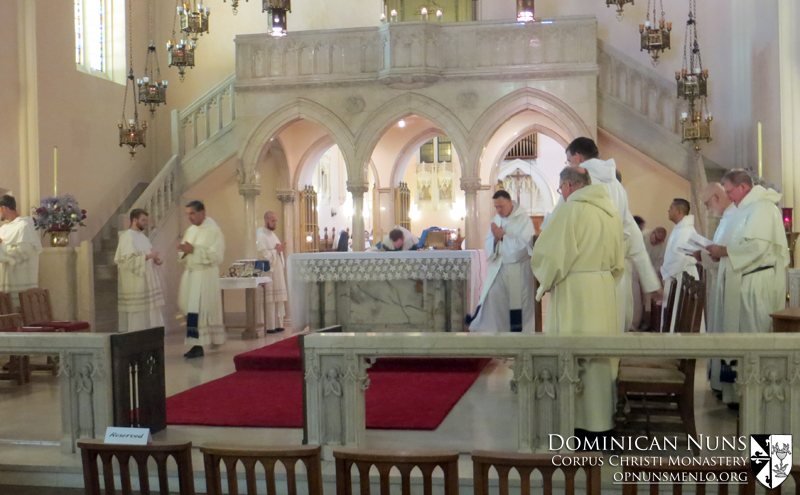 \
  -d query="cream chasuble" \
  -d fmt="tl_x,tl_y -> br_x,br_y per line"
720,186 -> 788,334
114,229 -> 165,332
256,226 -> 288,331
0,216 -> 42,301
532,184 -> 625,432
470,202 -> 535,333
179,217 -> 226,346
